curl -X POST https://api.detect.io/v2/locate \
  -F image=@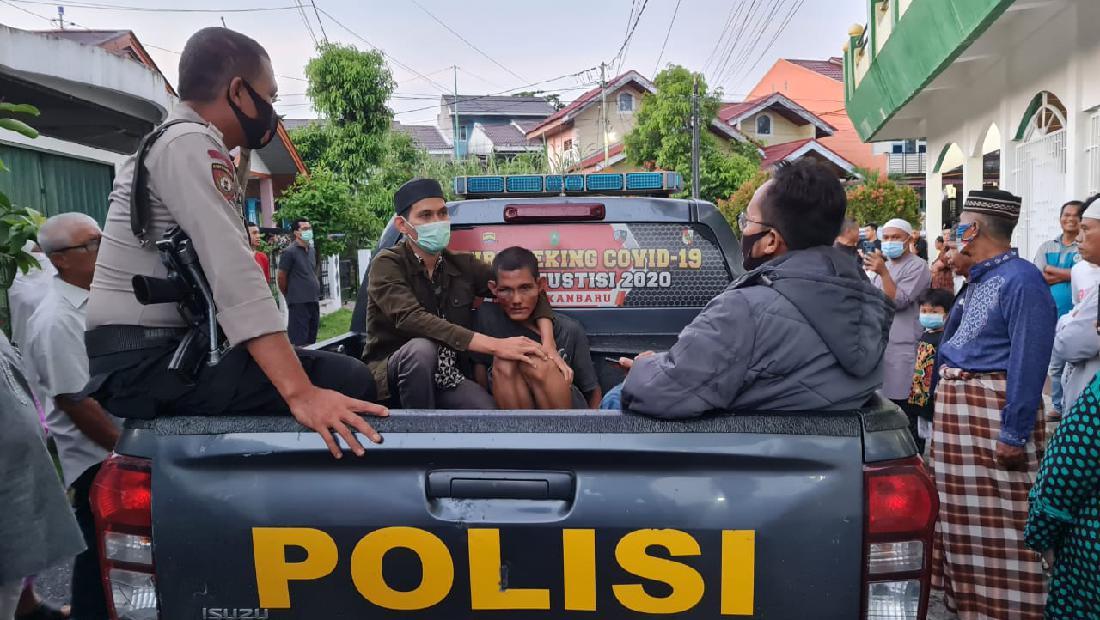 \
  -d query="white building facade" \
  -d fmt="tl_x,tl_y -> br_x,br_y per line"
843,0 -> 1100,259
